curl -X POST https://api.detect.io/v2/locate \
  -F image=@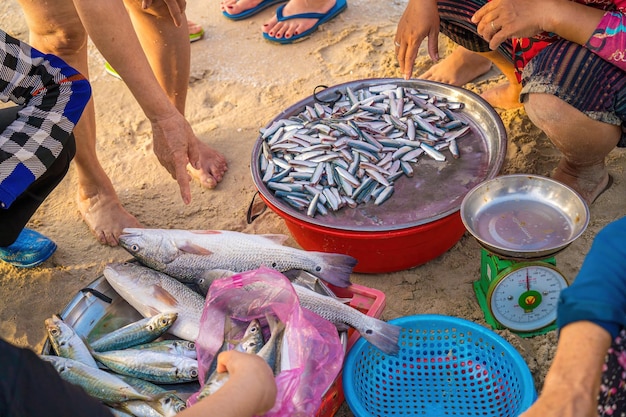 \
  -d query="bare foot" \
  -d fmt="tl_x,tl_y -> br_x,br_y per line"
187,142 -> 228,189
262,0 -> 337,41
551,159 -> 612,206
481,82 -> 523,110
77,186 -> 143,247
221,0 -> 264,16
420,47 -> 493,86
